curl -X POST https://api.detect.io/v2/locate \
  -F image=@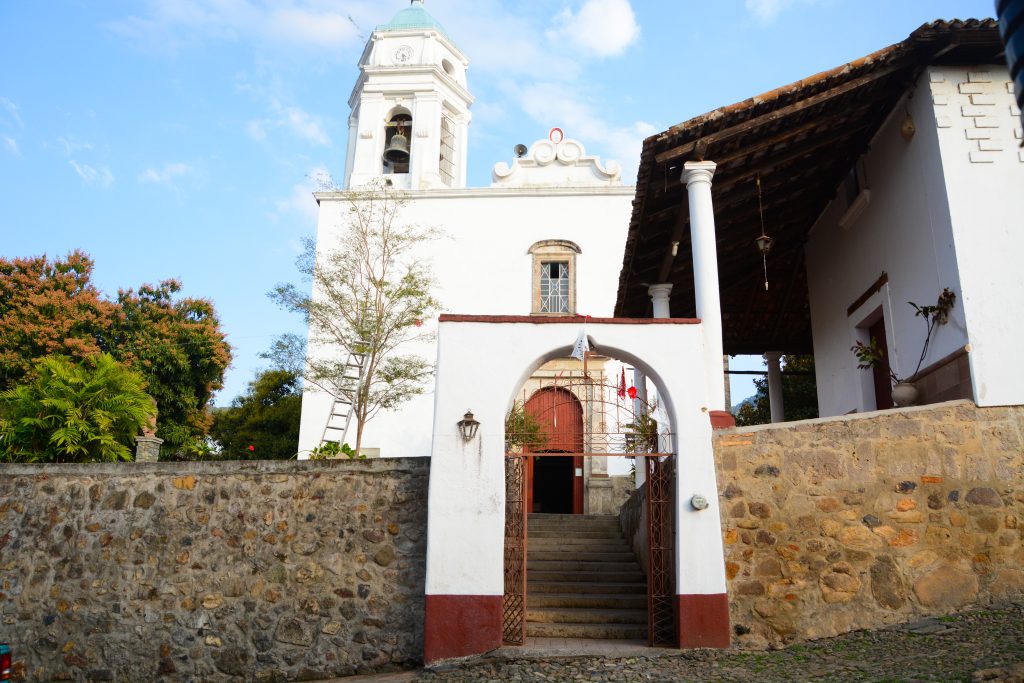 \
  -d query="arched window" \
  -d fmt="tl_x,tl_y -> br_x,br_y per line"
528,240 -> 581,315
